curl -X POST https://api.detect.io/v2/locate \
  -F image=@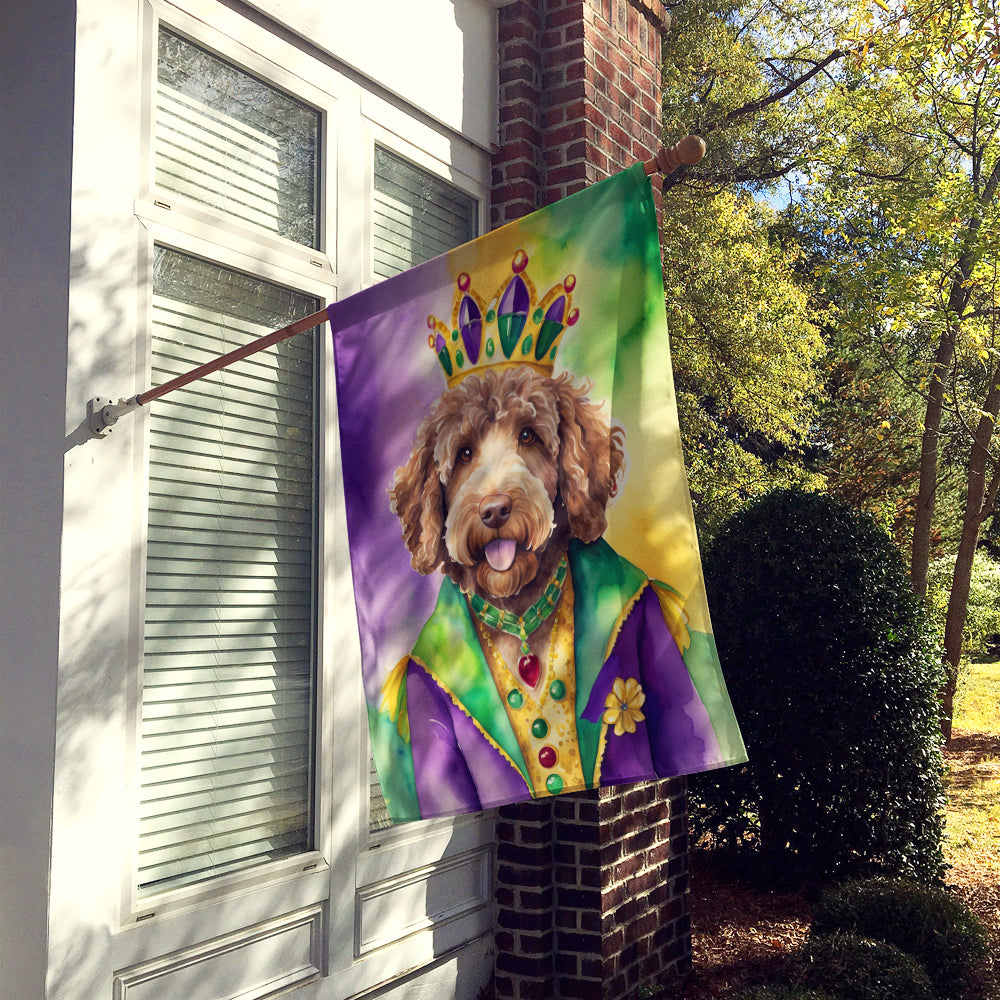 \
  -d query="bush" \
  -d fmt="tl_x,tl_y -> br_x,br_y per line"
927,550 -> 1000,659
691,489 -> 946,882
792,933 -> 934,1000
811,878 -> 988,998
